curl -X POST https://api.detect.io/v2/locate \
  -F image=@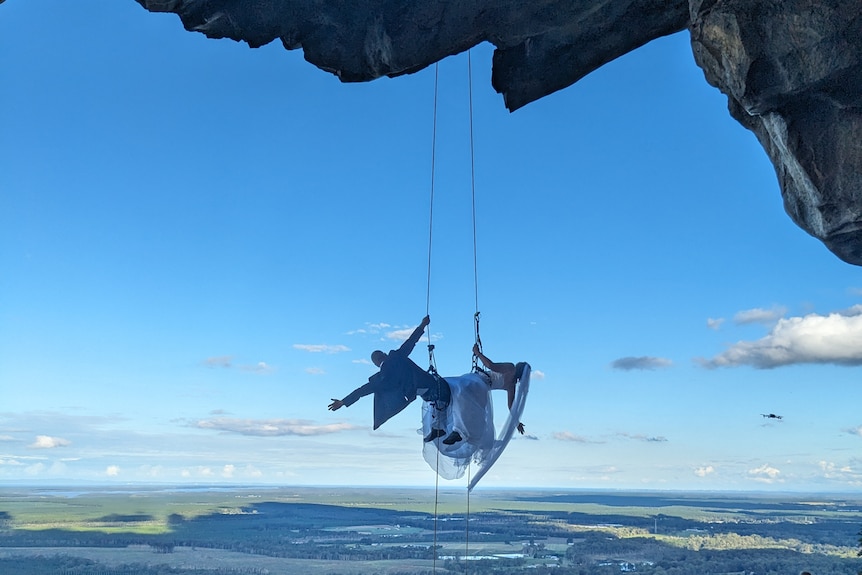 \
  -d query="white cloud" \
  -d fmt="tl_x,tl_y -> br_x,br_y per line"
203,355 -> 234,368
249,466 -> 263,477
531,370 -> 546,379
203,357 -> 275,373
385,328 -> 415,341
347,323 -> 391,336
818,460 -> 862,484
0,457 -> 25,466
748,463 -> 782,483
0,435 -> 15,442
844,425 -> 862,437
618,433 -> 668,443
139,465 -> 164,478
29,435 -> 71,449
610,356 -> 673,371
293,344 -> 351,354
240,361 -> 275,374
222,464 -> 235,478
383,327 -> 440,343
25,462 -> 46,475
594,466 -> 621,475
699,308 -> 862,368
706,318 -> 725,330
733,306 -> 787,325
305,367 -> 326,375
106,465 -> 120,476
843,304 -> 862,316
552,431 -> 601,443
694,465 -> 715,477
194,417 -> 360,436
